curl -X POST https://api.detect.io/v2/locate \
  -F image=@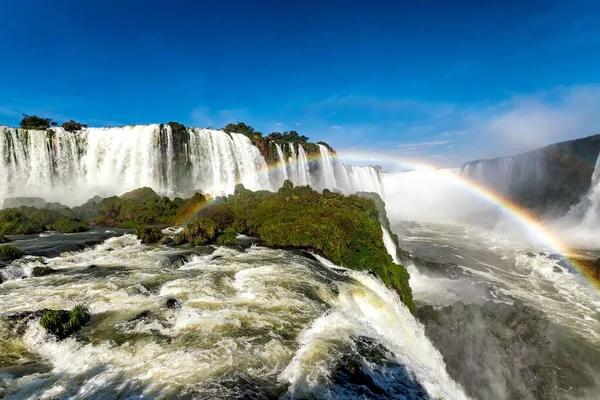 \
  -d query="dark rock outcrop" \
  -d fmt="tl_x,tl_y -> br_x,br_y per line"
31,266 -> 57,277
417,300 -> 555,400
165,298 -> 182,309
461,134 -> 600,217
